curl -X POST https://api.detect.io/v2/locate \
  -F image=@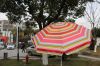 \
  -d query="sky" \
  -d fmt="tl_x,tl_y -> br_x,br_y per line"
0,13 -> 8,20
75,17 -> 91,29
0,1 -> 100,29
75,1 -> 100,29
